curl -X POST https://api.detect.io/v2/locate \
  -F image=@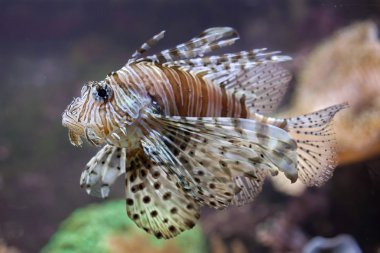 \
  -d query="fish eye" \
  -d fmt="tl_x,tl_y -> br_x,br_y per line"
92,82 -> 113,102
97,88 -> 108,98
